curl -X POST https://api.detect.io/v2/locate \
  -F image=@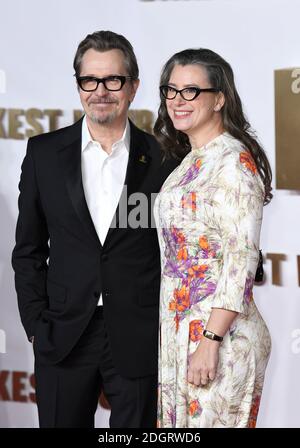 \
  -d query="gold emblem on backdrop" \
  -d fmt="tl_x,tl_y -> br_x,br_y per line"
275,68 -> 300,190
266,253 -> 287,286
74,109 -> 154,134
128,110 -> 154,134
0,108 -> 154,140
